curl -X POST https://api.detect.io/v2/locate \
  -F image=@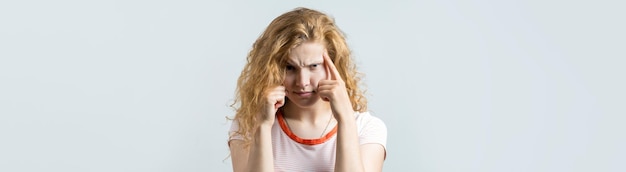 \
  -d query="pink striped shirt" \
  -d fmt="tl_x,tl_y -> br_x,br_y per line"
229,111 -> 387,172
